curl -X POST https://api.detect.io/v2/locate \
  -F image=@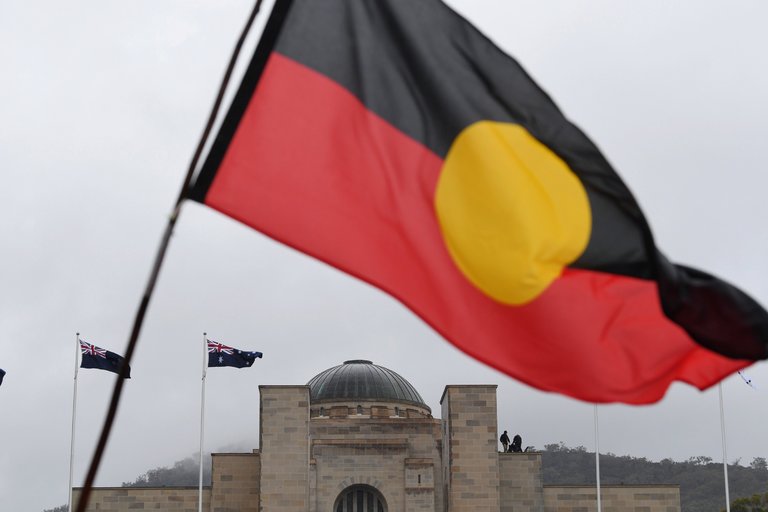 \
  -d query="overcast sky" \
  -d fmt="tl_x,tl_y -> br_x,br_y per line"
2,1 -> 767,511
